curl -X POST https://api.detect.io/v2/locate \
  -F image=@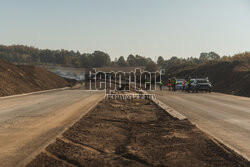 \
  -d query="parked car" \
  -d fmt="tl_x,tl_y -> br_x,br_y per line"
188,79 -> 212,93
176,79 -> 184,90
